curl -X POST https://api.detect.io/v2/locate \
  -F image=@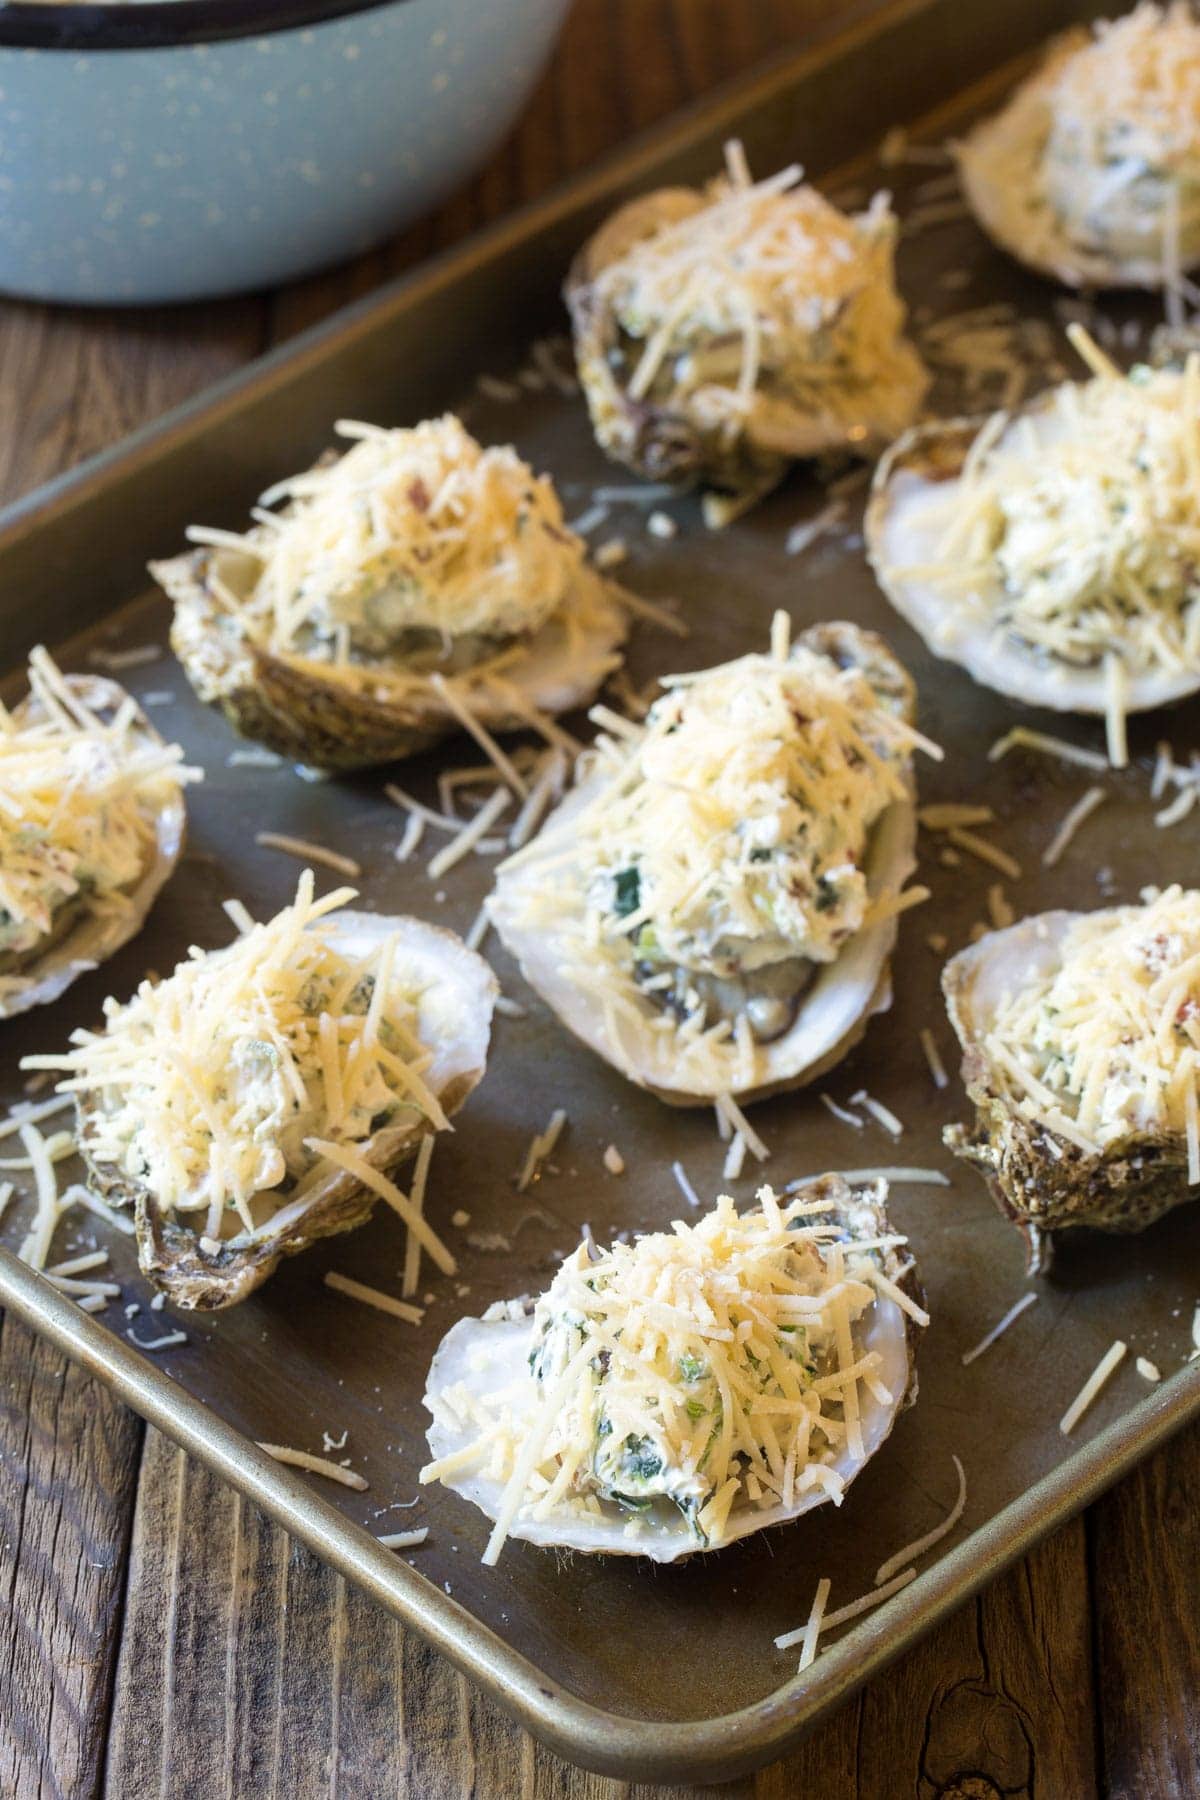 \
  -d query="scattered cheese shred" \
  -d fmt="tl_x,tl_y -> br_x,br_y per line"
918,1028 -> 949,1091
794,1576 -> 831,1672
258,1444 -> 370,1489
1060,1340 -> 1127,1435
254,832 -> 362,878
987,726 -> 1109,772
516,1108 -> 567,1193
377,1528 -> 429,1551
875,1454 -> 967,1585
961,1292 -> 1038,1367
775,1565 -> 917,1650
323,1271 -> 424,1325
